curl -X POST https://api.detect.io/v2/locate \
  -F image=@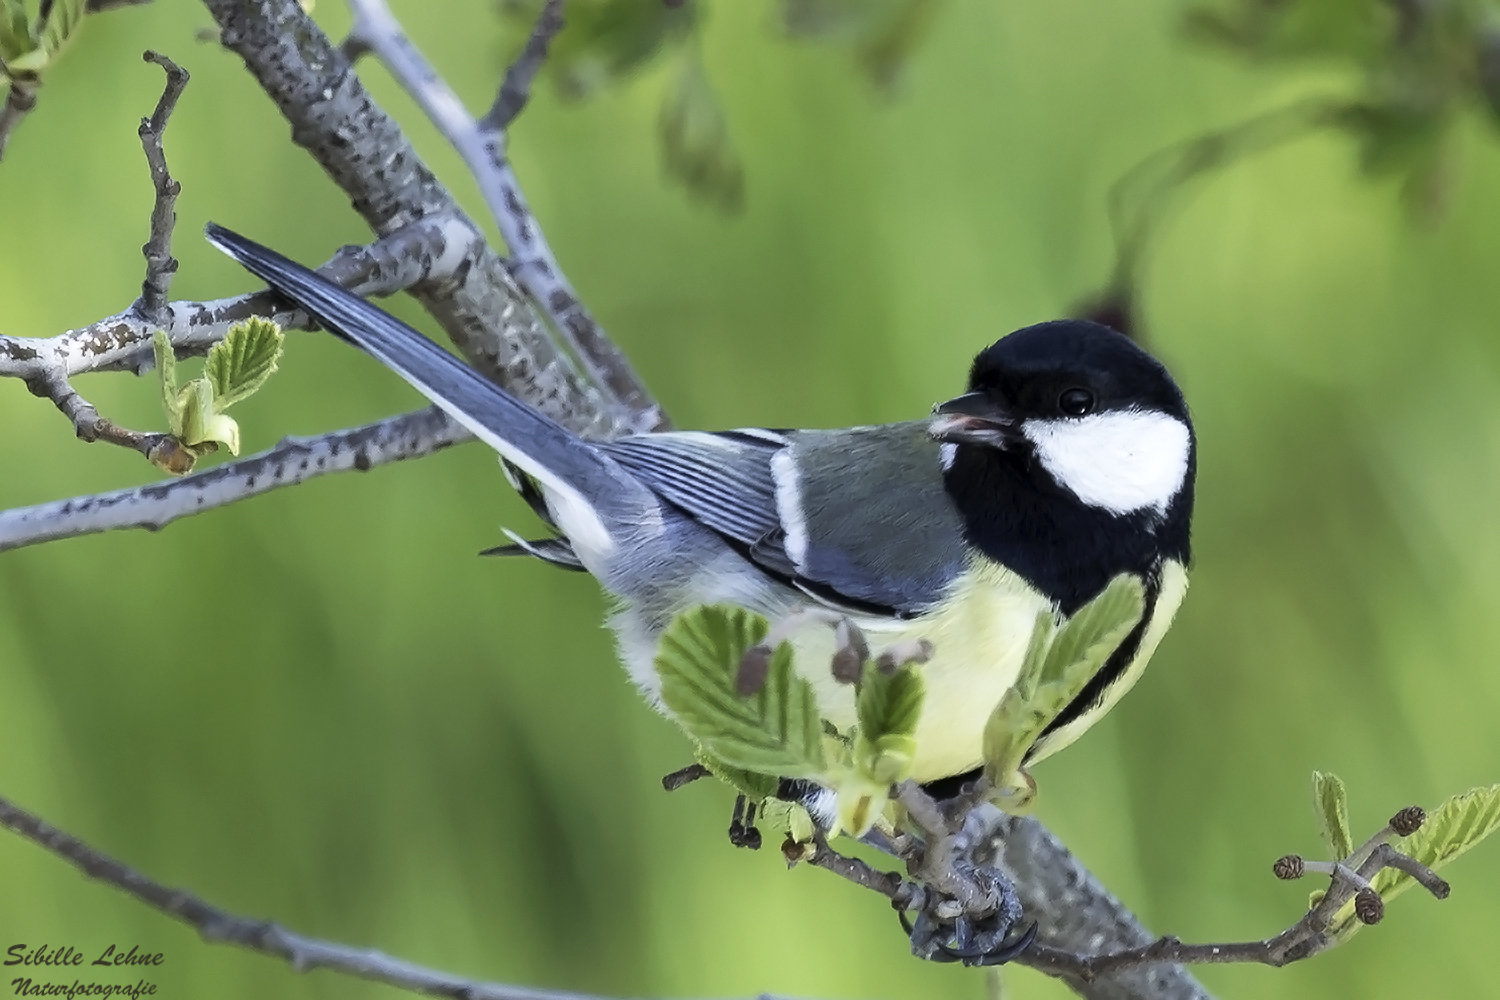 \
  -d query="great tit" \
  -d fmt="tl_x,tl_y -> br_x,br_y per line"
206,223 -> 1195,798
